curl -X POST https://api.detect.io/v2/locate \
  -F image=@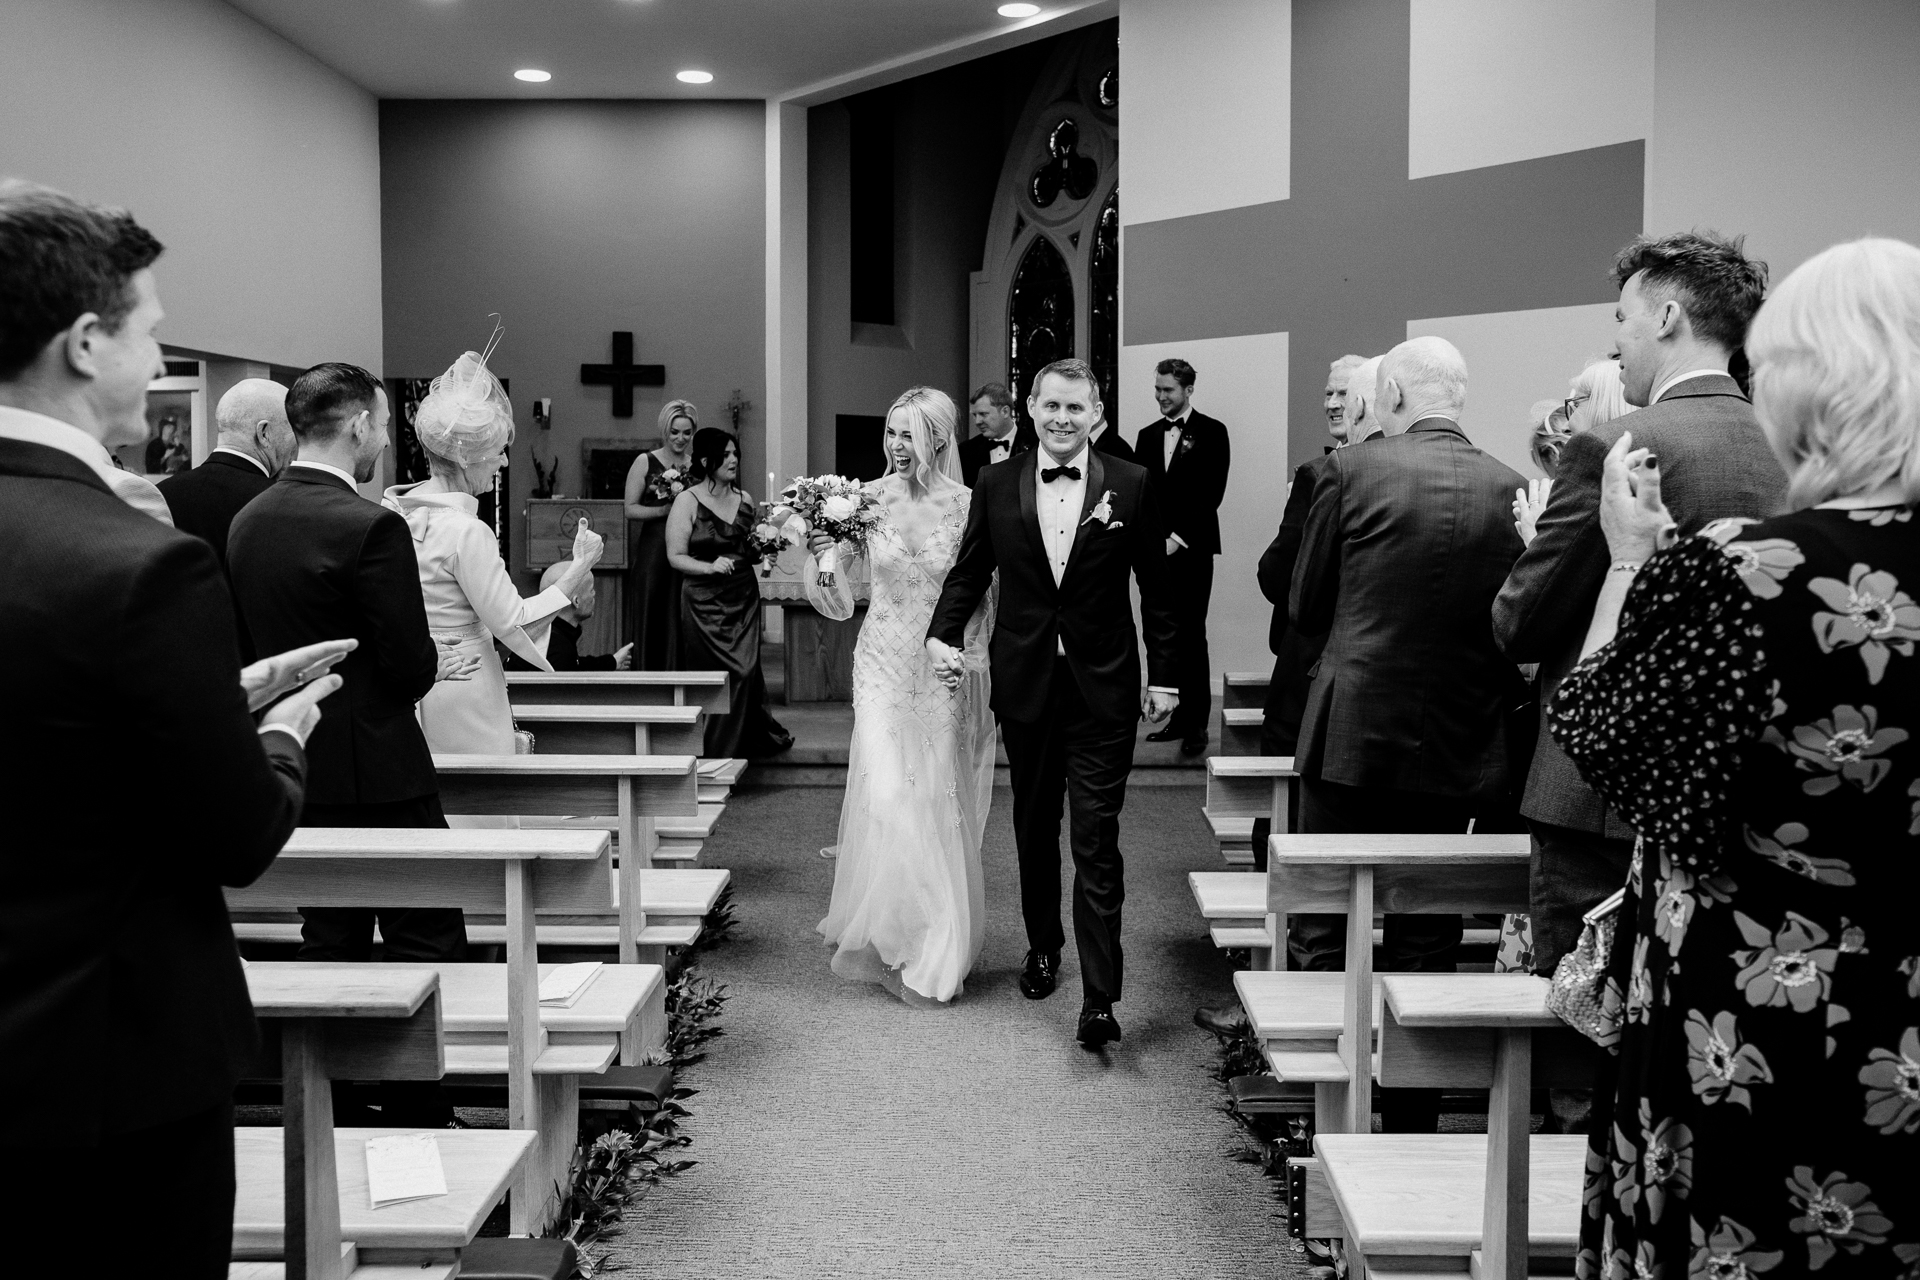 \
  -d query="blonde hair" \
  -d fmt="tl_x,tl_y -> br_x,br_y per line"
1570,358 -> 1631,427
885,386 -> 961,491
1747,236 -> 1920,509
657,398 -> 698,438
